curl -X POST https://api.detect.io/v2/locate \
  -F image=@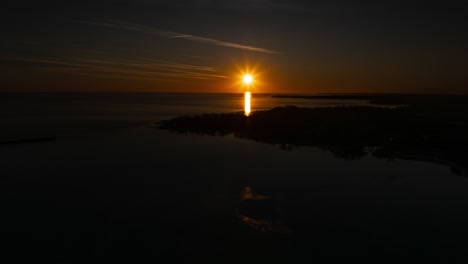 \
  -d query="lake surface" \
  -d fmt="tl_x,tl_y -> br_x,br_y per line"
1,93 -> 467,261
0,93 -> 369,139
